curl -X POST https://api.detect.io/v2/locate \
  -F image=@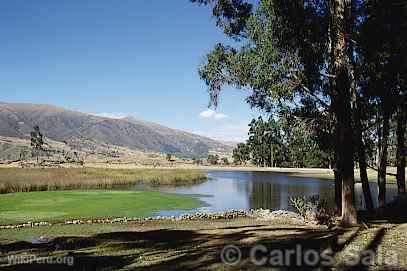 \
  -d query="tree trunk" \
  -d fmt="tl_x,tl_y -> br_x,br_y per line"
334,166 -> 342,214
376,110 -> 382,166
334,121 -> 342,214
396,102 -> 406,195
331,0 -> 358,225
376,111 -> 382,167
354,100 -> 374,212
378,105 -> 390,208
329,0 -> 342,215
270,143 -> 274,168
349,41 -> 374,212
